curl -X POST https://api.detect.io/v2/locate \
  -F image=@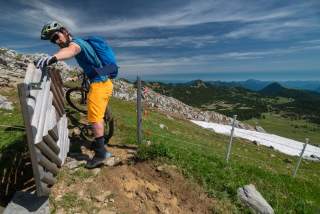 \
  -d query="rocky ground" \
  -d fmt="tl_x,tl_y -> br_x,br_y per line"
0,48 -> 79,88
51,141 -> 219,214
